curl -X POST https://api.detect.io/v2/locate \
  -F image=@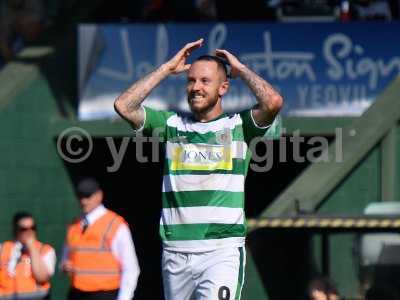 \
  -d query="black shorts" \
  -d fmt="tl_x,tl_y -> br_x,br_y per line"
67,288 -> 119,300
